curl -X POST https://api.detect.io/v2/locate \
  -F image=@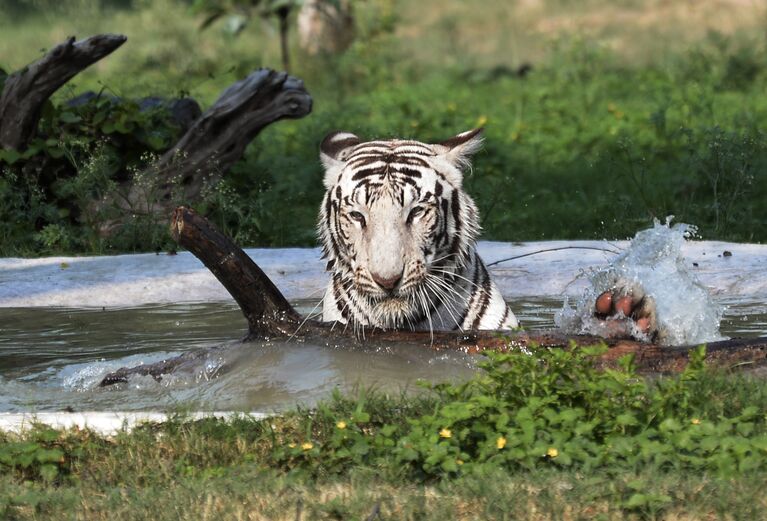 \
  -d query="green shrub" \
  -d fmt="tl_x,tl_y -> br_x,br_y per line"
269,345 -> 767,479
